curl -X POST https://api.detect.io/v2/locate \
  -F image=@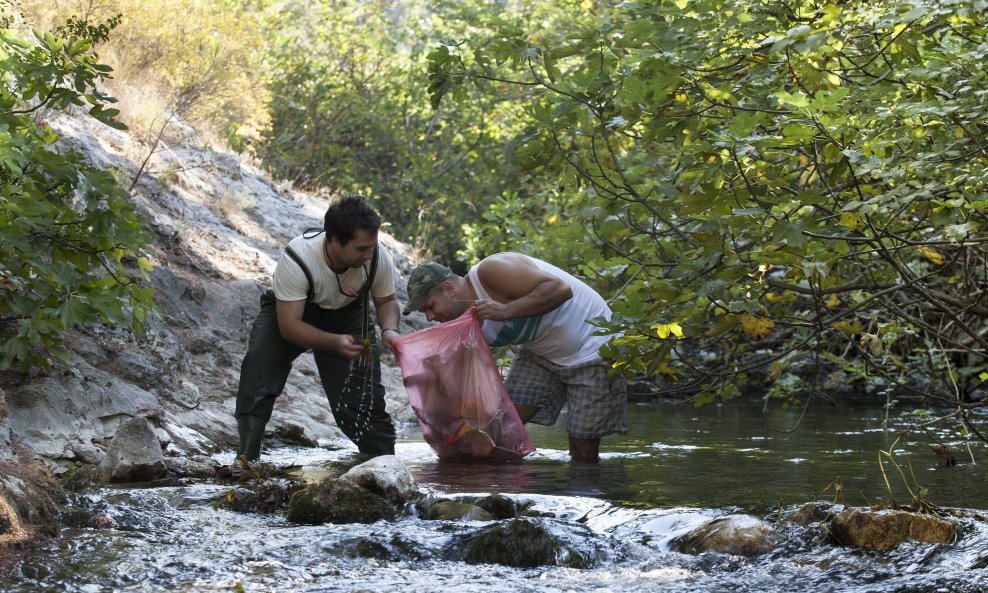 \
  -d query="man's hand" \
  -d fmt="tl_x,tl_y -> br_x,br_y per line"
380,328 -> 400,352
334,333 -> 368,360
471,299 -> 511,322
